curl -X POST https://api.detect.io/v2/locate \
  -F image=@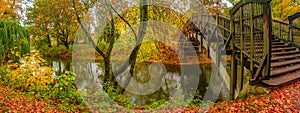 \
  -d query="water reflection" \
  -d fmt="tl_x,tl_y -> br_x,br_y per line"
47,59 -> 228,106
